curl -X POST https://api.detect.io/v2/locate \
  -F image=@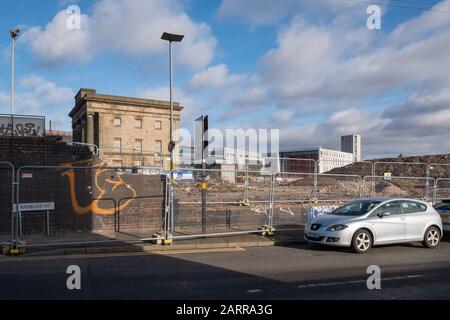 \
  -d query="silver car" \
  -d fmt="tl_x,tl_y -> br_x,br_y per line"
305,198 -> 443,253
434,200 -> 450,232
